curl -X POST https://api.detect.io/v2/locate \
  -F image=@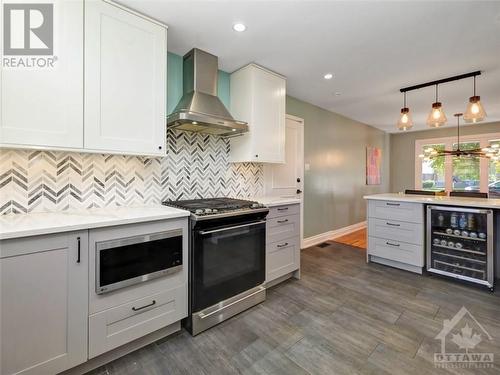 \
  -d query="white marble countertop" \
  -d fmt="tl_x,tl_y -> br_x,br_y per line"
252,196 -> 301,207
364,193 -> 500,210
0,205 -> 190,241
